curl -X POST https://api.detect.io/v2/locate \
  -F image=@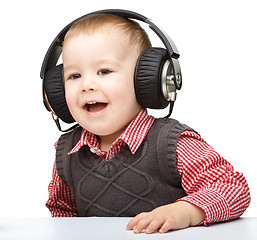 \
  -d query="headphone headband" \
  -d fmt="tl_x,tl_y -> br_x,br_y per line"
40,9 -> 180,80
